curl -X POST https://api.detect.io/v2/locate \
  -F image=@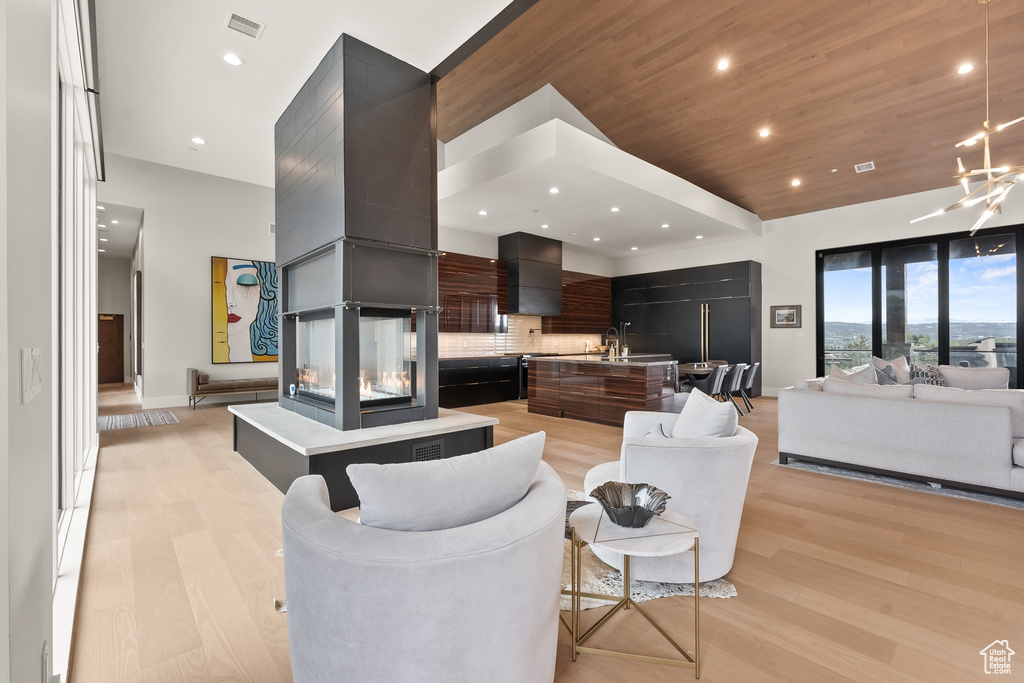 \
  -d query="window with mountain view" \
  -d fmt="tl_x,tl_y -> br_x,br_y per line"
822,250 -> 873,370
948,234 -> 1016,385
817,227 -> 1022,388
